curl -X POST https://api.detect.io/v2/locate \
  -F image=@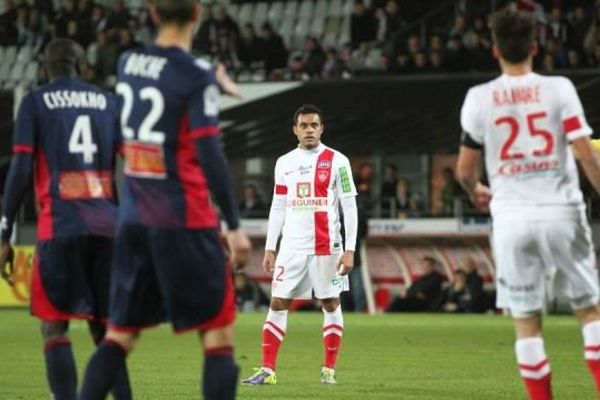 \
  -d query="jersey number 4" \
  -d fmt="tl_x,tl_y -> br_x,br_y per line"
116,82 -> 165,144
69,115 -> 97,164
495,112 -> 554,160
